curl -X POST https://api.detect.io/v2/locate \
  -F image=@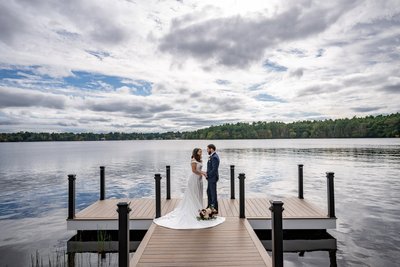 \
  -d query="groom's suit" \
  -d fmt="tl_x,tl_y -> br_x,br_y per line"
207,152 -> 220,210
